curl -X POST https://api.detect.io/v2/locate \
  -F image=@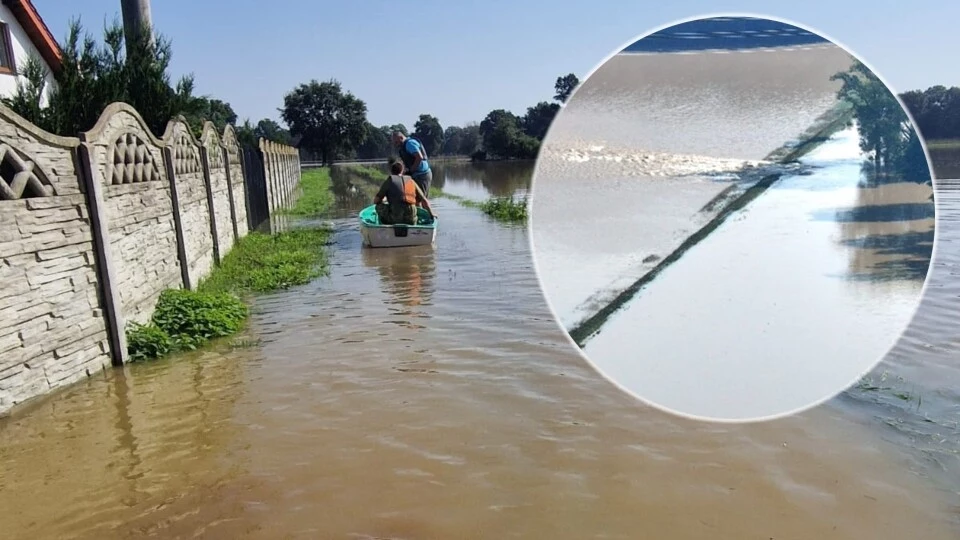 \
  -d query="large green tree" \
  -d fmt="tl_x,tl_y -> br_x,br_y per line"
357,123 -> 393,159
441,125 -> 463,155
3,17 -> 200,136
522,101 -> 560,140
832,61 -> 929,181
188,97 -> 237,133
236,118 -> 293,147
458,123 -> 482,155
280,79 -> 368,165
479,109 -> 538,159
412,114 -> 444,156
554,73 -> 579,103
